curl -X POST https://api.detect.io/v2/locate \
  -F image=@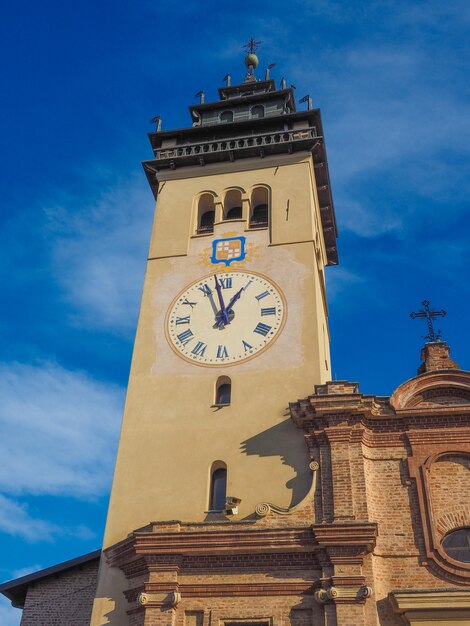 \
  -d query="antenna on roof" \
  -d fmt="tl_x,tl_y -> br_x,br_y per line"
223,74 -> 231,87
299,94 -> 312,110
265,63 -> 276,80
195,90 -> 205,104
150,115 -> 162,132
280,77 -> 286,89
